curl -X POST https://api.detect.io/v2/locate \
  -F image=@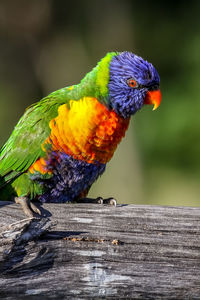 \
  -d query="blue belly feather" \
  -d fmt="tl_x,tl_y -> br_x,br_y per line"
35,152 -> 106,203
